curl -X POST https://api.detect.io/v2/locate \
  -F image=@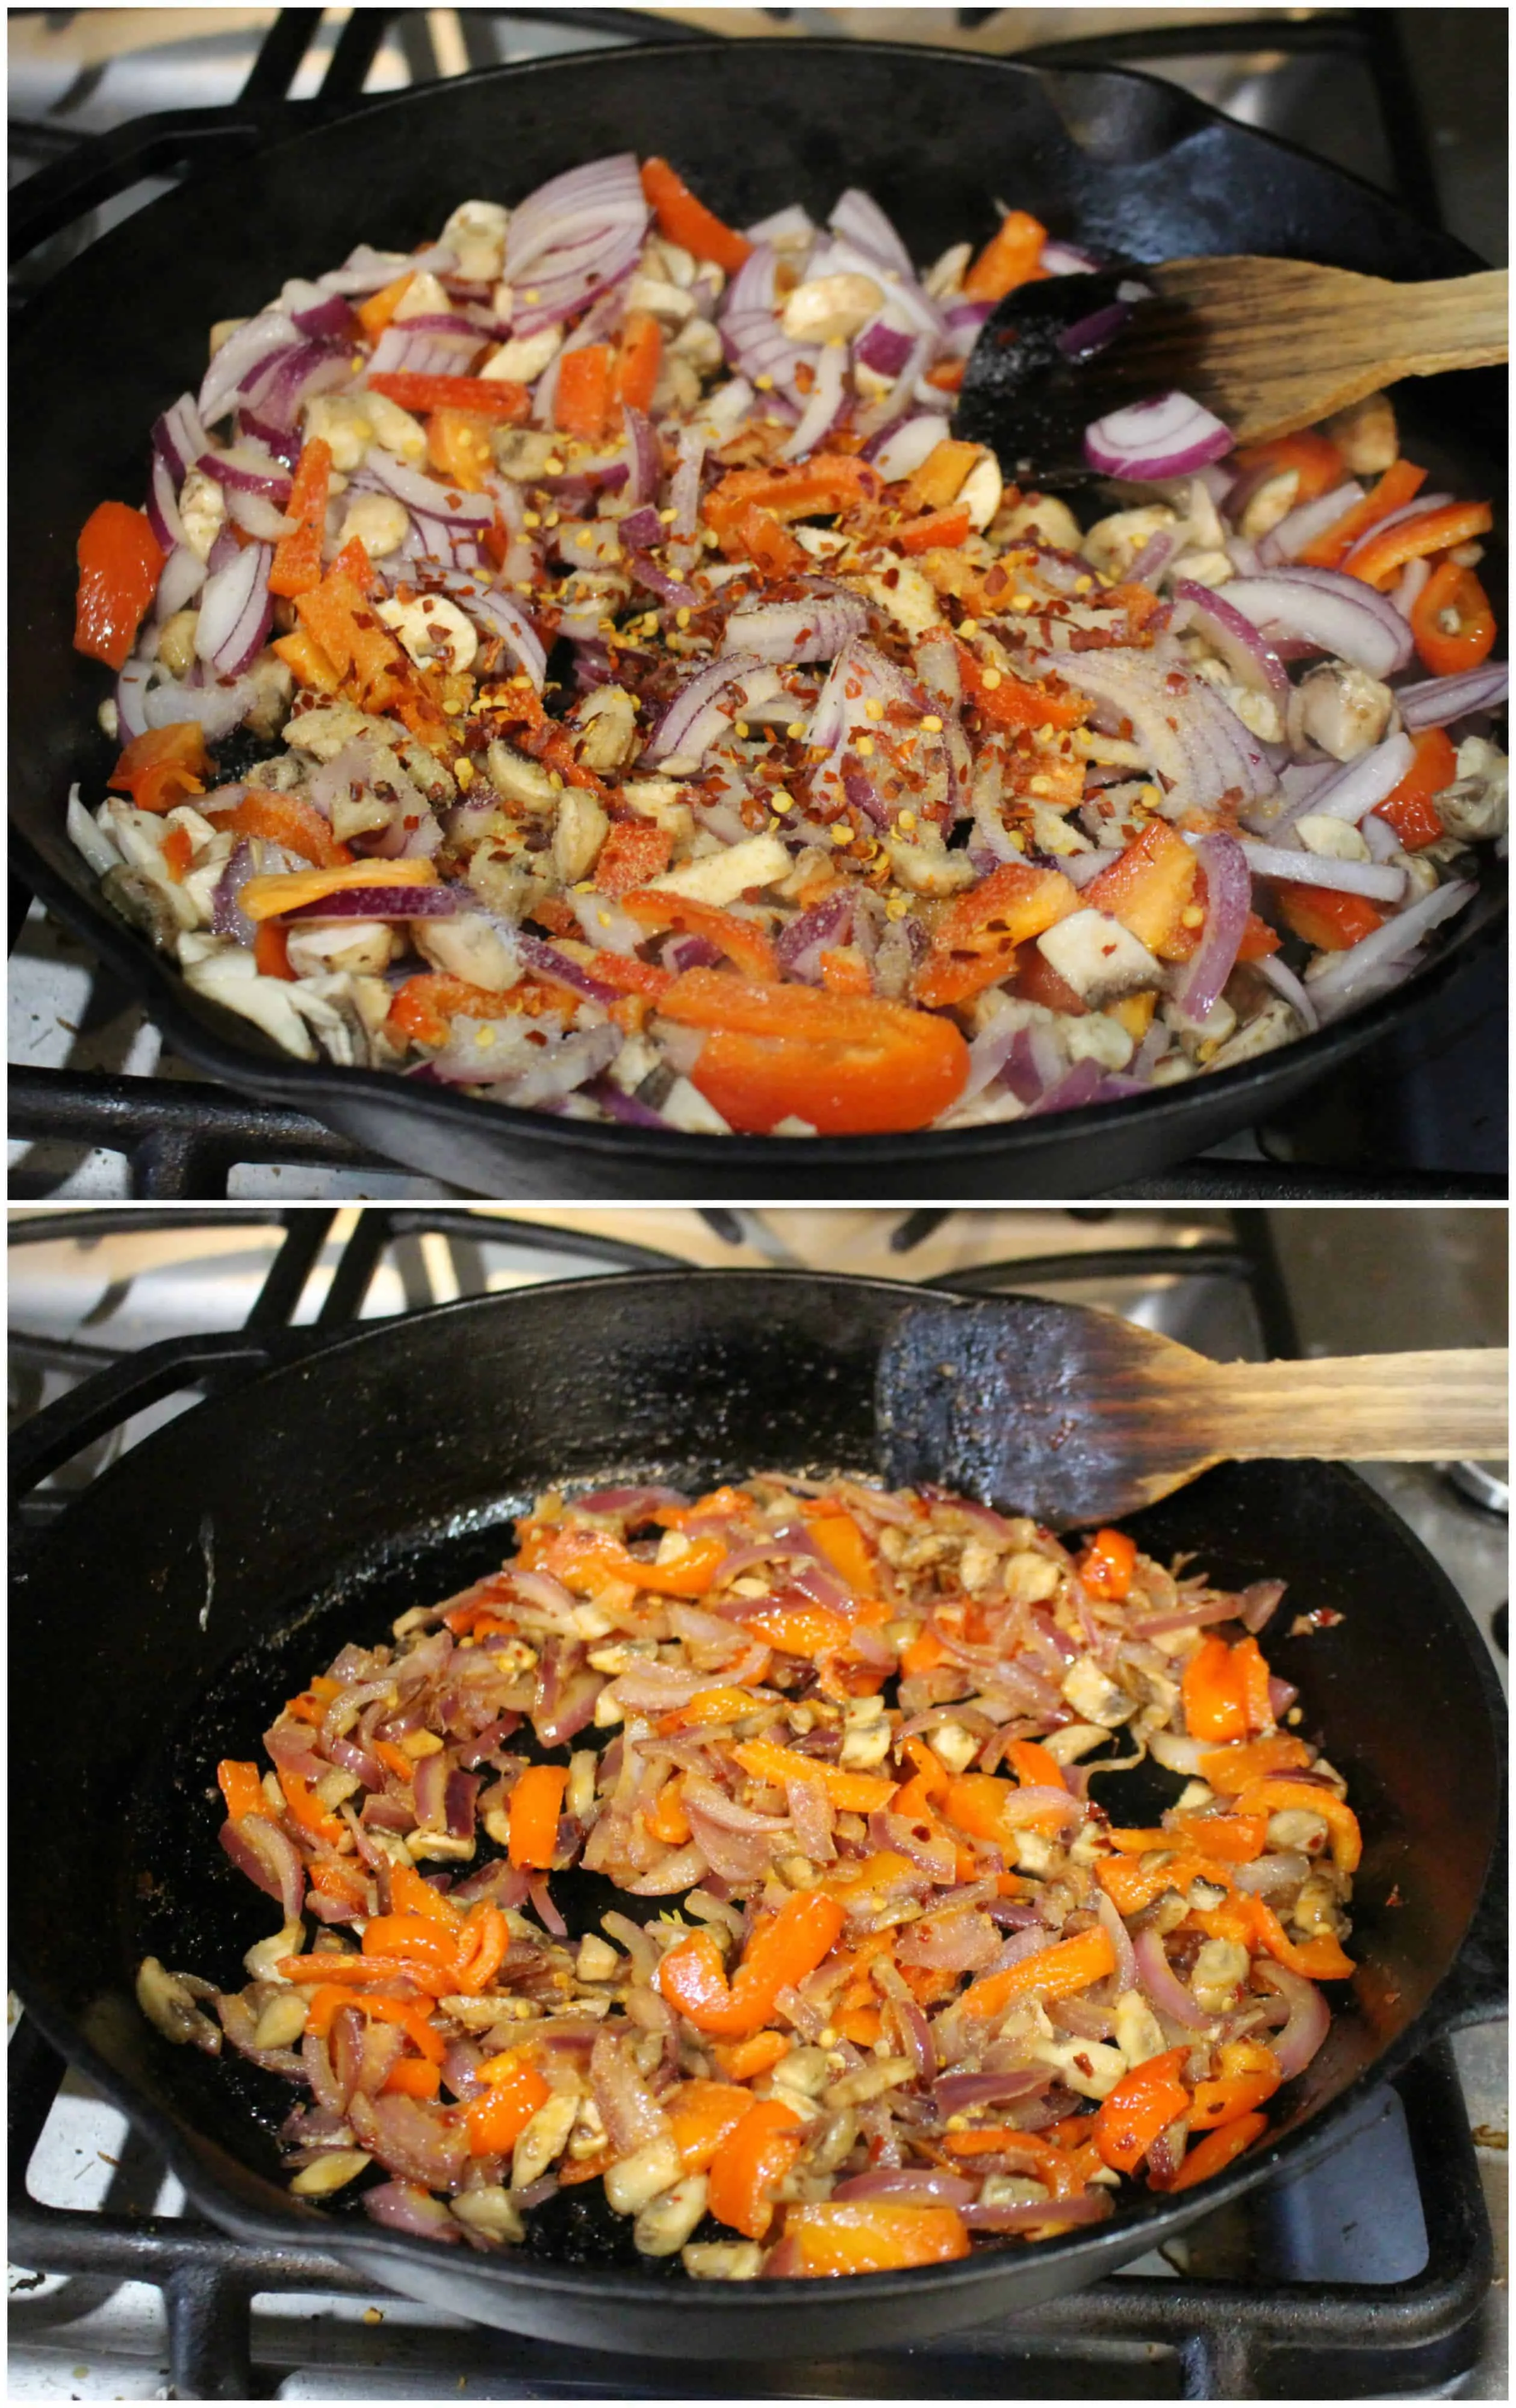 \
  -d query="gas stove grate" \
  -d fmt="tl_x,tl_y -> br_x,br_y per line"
7,1206 -> 1498,2396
